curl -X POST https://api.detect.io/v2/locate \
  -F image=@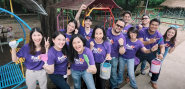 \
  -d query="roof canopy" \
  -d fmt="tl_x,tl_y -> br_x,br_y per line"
160,0 -> 185,8
51,0 -> 122,10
